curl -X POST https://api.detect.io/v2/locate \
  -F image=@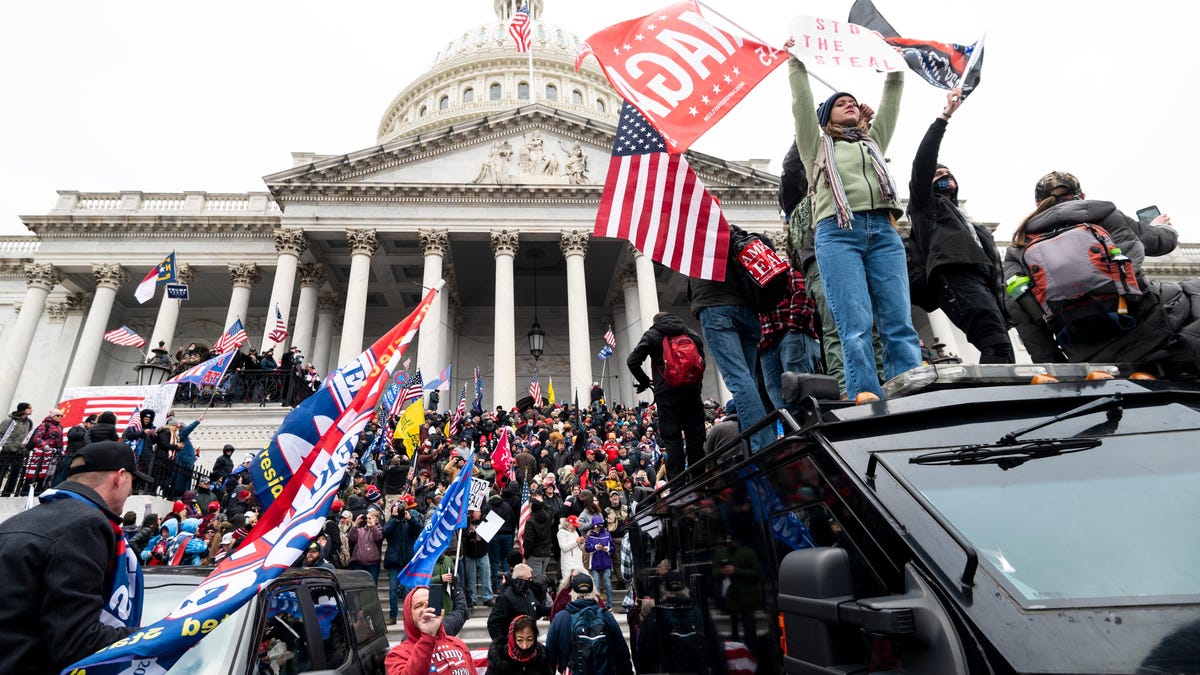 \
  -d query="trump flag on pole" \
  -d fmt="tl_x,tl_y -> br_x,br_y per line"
397,449 -> 474,587
576,0 -> 788,153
